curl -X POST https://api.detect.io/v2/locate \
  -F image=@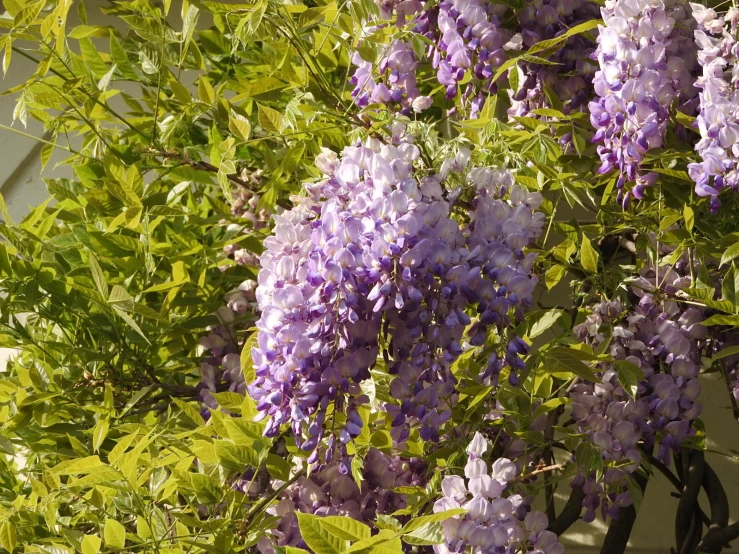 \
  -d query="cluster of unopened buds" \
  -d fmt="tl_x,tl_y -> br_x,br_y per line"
433,432 -> 564,554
